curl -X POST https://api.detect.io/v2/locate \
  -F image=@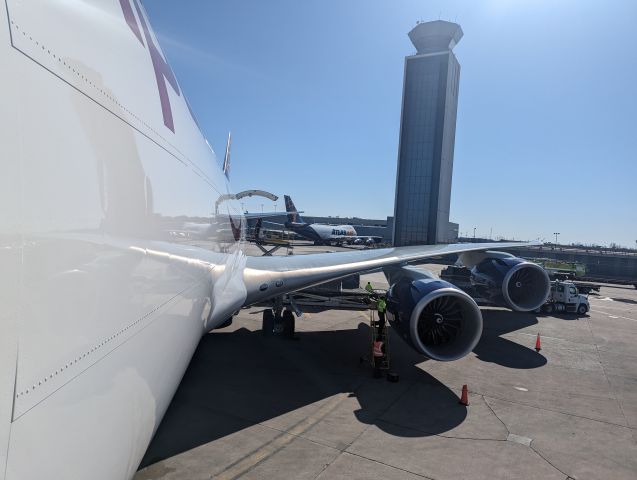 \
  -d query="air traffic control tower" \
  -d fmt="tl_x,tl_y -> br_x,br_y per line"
393,21 -> 462,246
